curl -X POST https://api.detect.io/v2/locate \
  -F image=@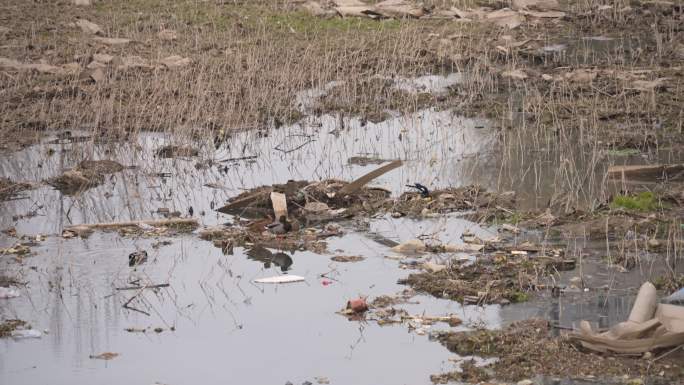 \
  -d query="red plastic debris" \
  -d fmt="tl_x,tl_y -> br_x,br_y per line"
346,298 -> 368,313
